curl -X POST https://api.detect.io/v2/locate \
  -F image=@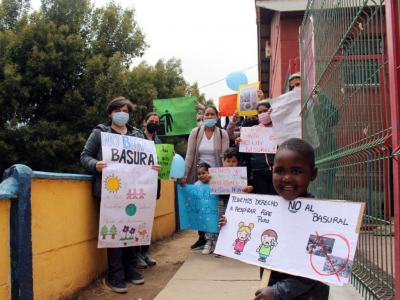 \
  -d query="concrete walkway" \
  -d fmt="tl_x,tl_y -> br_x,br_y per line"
155,250 -> 365,300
